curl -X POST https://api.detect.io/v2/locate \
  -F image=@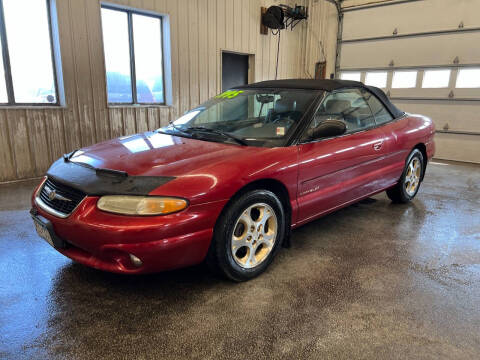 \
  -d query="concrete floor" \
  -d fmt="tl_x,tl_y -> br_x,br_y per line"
1,161 -> 479,359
